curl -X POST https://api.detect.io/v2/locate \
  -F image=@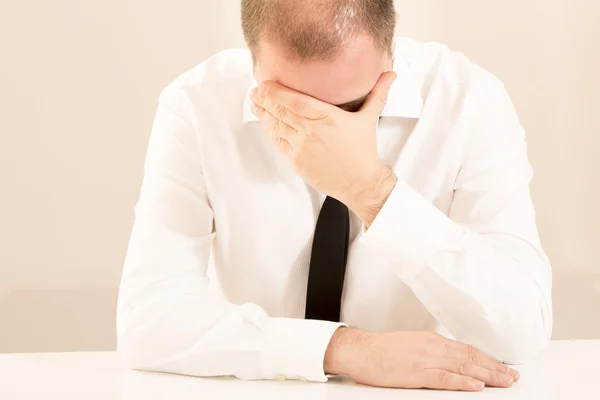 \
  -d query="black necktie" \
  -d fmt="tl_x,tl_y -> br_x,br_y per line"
305,196 -> 350,322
